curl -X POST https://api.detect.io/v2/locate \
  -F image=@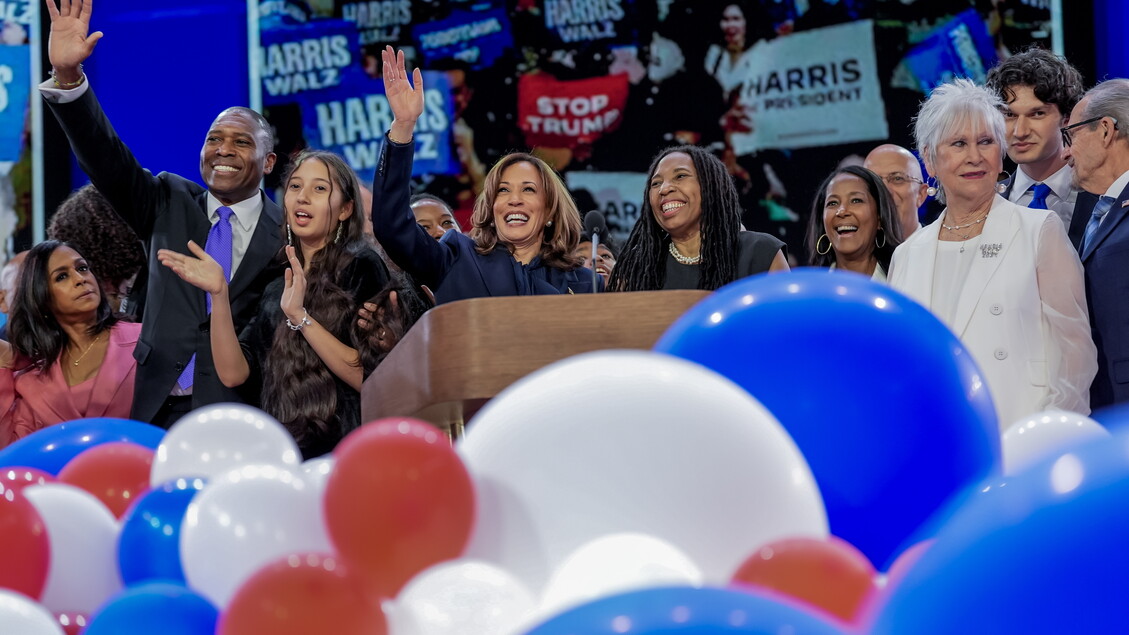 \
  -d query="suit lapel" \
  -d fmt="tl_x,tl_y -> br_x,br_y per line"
1081,184 -> 1129,262
229,193 -> 283,301
950,197 -> 1018,336
1070,190 -> 1099,251
896,219 -> 942,310
37,364 -> 82,423
86,324 -> 138,417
